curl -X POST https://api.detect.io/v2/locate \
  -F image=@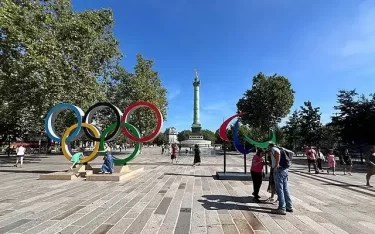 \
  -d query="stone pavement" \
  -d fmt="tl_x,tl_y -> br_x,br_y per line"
0,147 -> 375,234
